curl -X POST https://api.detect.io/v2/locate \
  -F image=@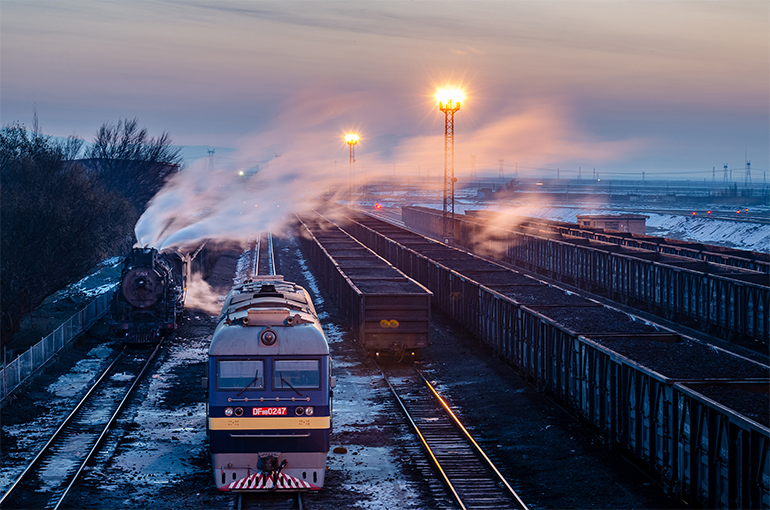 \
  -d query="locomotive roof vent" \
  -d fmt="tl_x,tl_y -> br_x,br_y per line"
255,284 -> 284,298
244,308 -> 290,326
